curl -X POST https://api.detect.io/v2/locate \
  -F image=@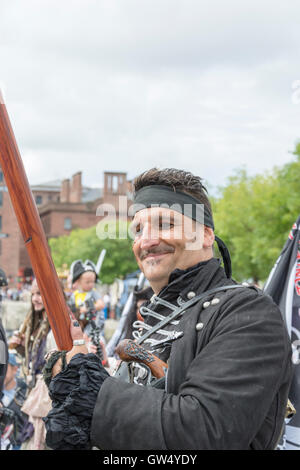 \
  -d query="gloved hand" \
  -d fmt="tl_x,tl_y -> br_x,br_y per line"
43,316 -> 109,450
53,315 -> 89,376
